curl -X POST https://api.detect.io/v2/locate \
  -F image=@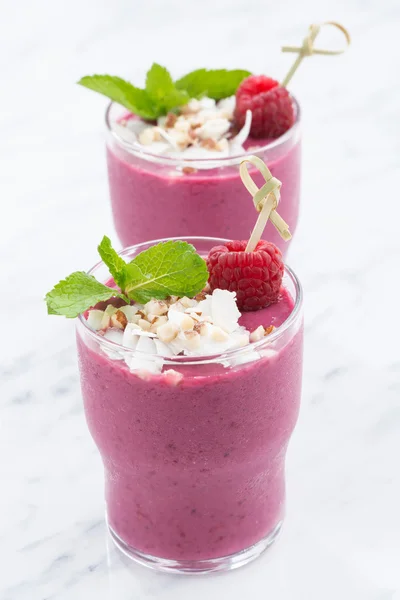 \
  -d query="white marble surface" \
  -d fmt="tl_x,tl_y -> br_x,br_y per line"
1,0 -> 400,598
